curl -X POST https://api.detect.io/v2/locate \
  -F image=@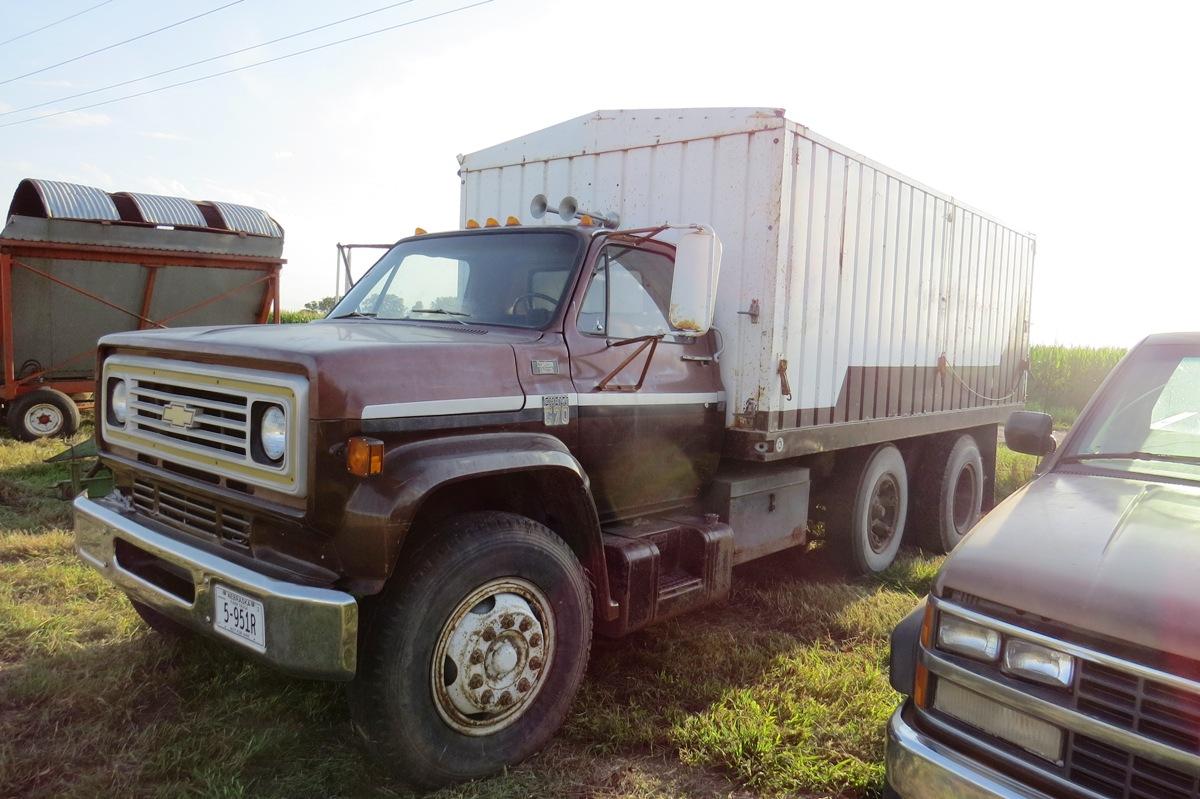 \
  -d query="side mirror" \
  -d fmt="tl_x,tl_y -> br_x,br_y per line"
1005,411 -> 1056,456
668,227 -> 722,335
